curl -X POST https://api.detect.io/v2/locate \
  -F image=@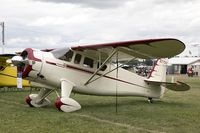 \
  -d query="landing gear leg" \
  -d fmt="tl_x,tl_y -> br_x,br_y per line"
148,97 -> 153,103
55,79 -> 81,112
25,88 -> 52,107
